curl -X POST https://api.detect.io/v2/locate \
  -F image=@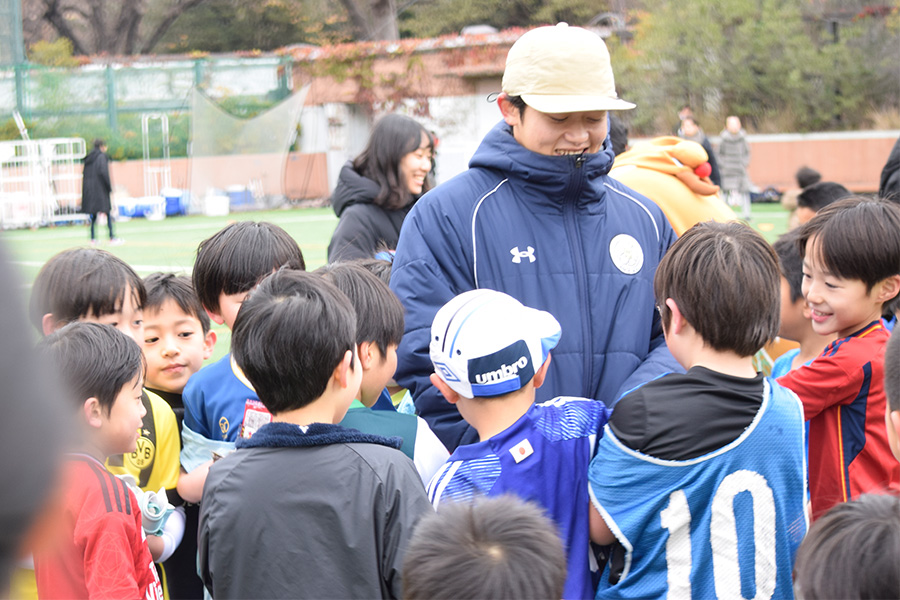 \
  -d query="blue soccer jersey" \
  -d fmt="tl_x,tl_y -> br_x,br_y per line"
427,397 -> 610,600
589,379 -> 807,599
181,354 -> 268,471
